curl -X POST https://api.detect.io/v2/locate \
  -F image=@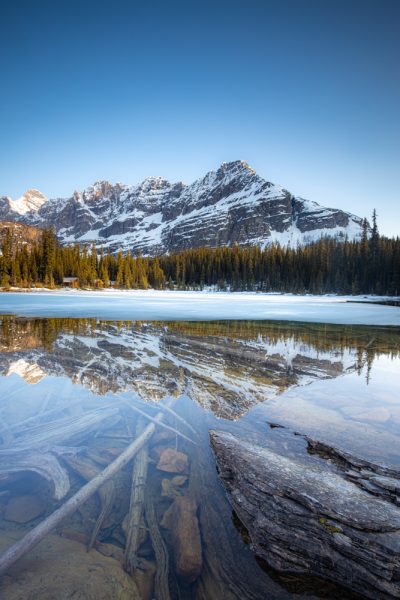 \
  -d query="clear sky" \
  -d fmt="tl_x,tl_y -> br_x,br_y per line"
1,0 -> 399,235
